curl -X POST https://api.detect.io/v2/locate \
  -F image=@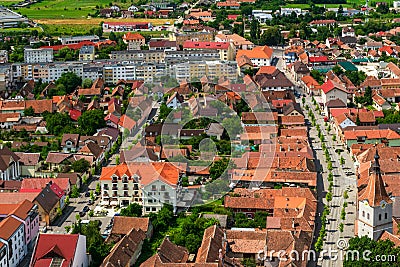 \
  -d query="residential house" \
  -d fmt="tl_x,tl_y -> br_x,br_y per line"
166,92 -> 184,109
236,46 -> 273,67
373,93 -> 391,110
254,66 -> 294,91
30,234 -> 88,267
107,216 -> 153,242
123,32 -> 146,50
14,152 -> 40,177
387,62 -> 400,78
34,184 -> 62,225
205,123 -> 224,140
118,114 -> 136,134
0,199 -> 40,249
343,129 -> 400,147
78,142 -> 104,165
301,75 -> 321,95
321,79 -> 348,113
0,113 -> 21,129
0,217 -> 26,267
101,229 -> 146,267
309,19 -> 336,27
0,146 -> 20,181
140,237 -> 189,266
290,61 -> 310,81
61,133 -> 80,153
